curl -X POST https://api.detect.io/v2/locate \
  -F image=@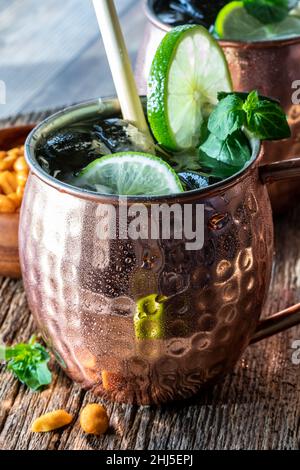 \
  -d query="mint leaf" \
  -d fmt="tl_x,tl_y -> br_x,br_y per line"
244,0 -> 289,24
197,89 -> 290,175
243,90 -> 260,113
207,95 -> 246,140
198,149 -> 241,179
218,91 -> 279,105
243,91 -> 291,140
3,336 -> 52,391
217,90 -> 291,141
200,130 -> 251,167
